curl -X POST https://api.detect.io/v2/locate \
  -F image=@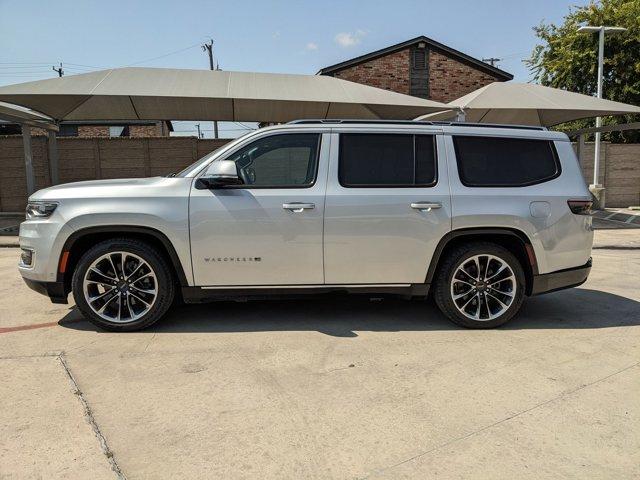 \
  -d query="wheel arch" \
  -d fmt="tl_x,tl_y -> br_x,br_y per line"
59,226 -> 190,293
426,227 -> 538,295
